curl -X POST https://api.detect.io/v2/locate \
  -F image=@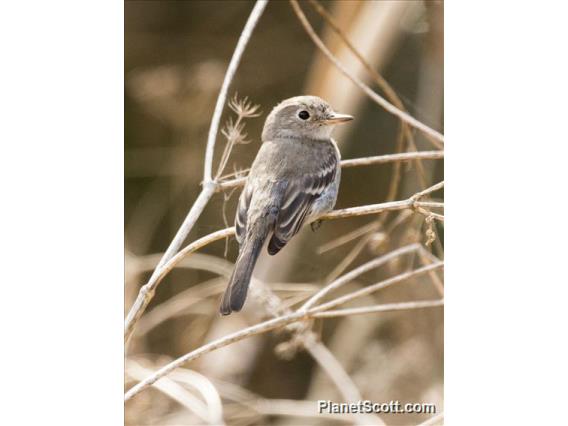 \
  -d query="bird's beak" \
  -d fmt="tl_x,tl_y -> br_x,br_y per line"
323,112 -> 354,125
